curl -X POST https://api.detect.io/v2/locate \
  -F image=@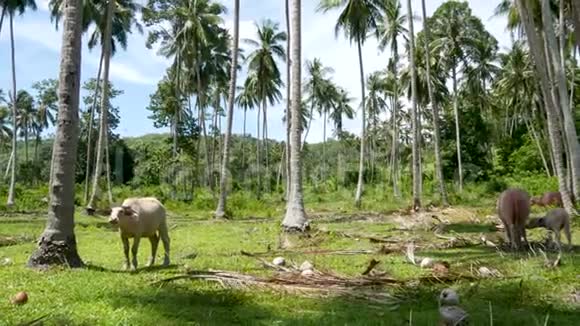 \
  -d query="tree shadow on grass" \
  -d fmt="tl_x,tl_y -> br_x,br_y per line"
85,263 -> 180,275
444,222 -> 497,234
